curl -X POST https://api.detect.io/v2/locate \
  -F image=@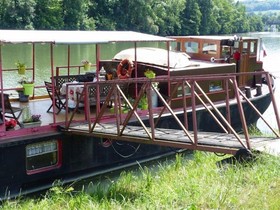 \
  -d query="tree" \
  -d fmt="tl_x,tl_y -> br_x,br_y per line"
154,0 -> 185,36
180,0 -> 202,35
62,0 -> 95,30
212,0 -> 236,34
88,0 -> 116,30
112,0 -> 159,34
231,2 -> 250,33
197,0 -> 212,35
34,0 -> 64,29
0,0 -> 270,34
2,0 -> 36,29
248,13 -> 264,32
